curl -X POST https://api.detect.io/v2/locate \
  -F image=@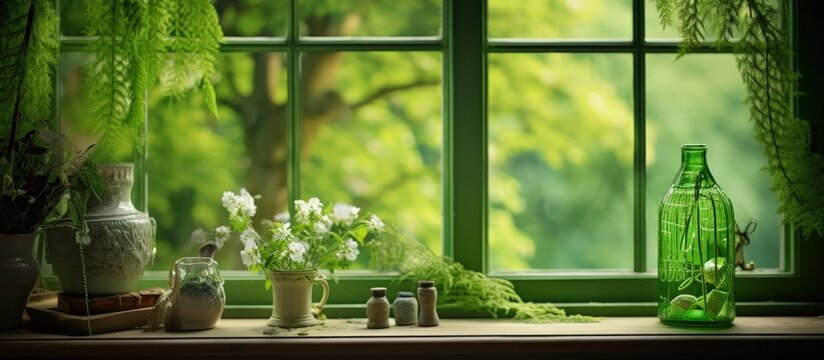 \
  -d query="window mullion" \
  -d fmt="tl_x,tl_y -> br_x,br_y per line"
448,0 -> 487,273
287,0 -> 301,216
633,0 -> 647,273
